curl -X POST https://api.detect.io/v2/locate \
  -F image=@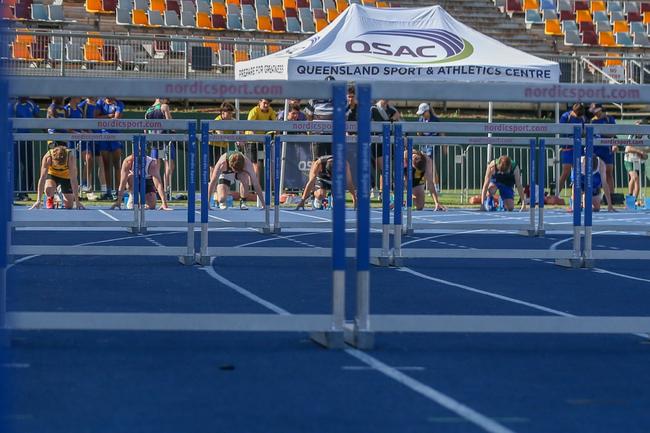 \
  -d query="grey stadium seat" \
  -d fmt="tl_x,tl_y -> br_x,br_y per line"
164,10 -> 181,26
116,7 -> 131,25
